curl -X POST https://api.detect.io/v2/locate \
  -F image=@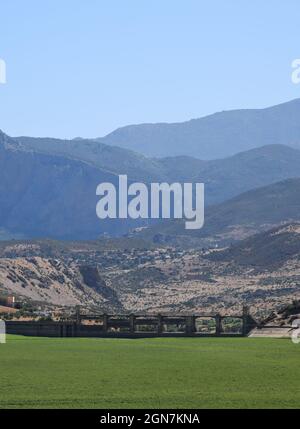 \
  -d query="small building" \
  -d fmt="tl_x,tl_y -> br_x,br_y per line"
0,295 -> 16,308
6,296 -> 16,308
